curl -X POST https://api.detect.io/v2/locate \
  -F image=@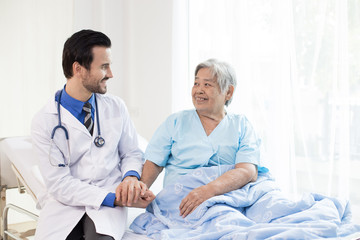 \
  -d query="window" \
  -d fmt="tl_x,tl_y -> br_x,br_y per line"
173,0 -> 360,219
